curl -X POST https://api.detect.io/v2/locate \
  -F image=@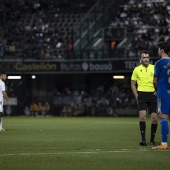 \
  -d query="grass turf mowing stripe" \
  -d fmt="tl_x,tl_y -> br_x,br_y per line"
0,148 -> 169,157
